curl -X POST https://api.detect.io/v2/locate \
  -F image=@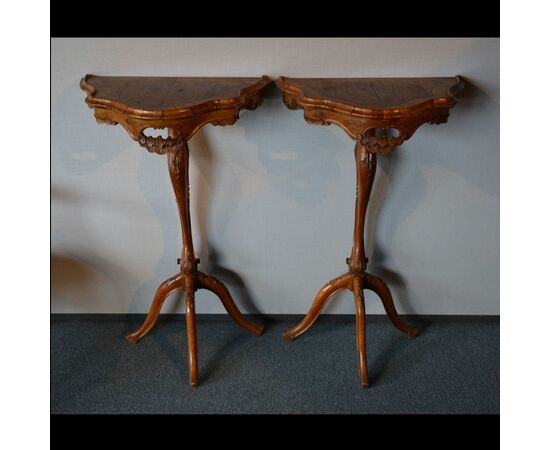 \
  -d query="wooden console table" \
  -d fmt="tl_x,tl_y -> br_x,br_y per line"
276,76 -> 464,387
80,75 -> 271,386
